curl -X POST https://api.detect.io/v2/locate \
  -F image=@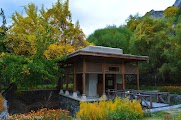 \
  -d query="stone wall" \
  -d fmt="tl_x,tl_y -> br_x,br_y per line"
7,89 -> 60,114
6,89 -> 80,116
59,95 -> 80,116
